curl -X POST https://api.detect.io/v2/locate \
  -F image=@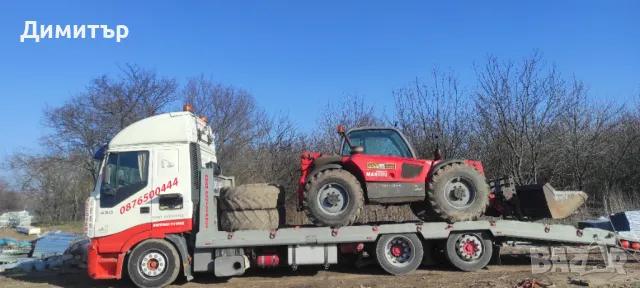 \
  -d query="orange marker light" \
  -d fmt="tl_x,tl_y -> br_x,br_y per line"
199,115 -> 208,123
621,240 -> 630,248
183,105 -> 194,112
337,125 -> 344,133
